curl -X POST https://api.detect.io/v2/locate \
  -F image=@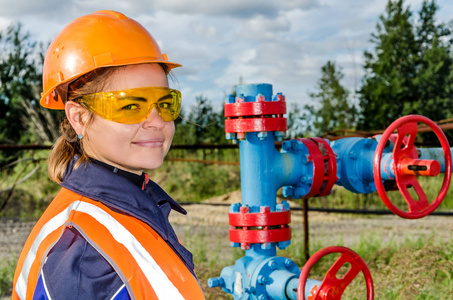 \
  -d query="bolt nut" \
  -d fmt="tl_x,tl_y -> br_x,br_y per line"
261,243 -> 272,250
240,205 -> 250,213
258,275 -> 267,284
259,206 -> 270,213
365,138 -> 374,148
278,240 -> 291,250
207,277 -> 224,288
284,258 -> 293,269
256,93 -> 266,102
229,202 -> 241,213
282,186 -> 293,198
236,94 -> 245,103
241,243 -> 251,250
267,260 -> 277,270
257,131 -> 268,140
